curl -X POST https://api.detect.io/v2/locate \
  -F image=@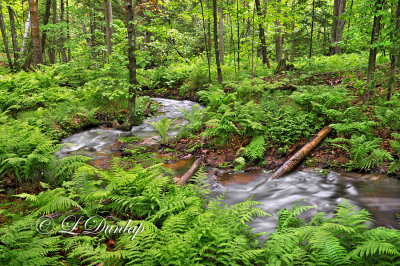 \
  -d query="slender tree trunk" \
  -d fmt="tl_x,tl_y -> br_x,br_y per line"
344,0 -> 353,52
251,5 -> 255,78
309,0 -> 315,58
20,13 -> 31,57
388,0 -> 400,101
274,0 -> 283,63
41,0 -> 52,57
229,12 -> 236,72
200,0 -> 211,82
207,0 -> 212,68
66,0 -> 70,61
7,6 -> 19,65
329,0 -> 347,55
255,0 -> 270,67
60,0 -> 68,62
0,3 -> 13,69
49,0 -> 57,64
367,0 -> 384,84
335,0 -> 347,53
218,6 -> 224,65
29,0 -> 43,66
237,0 -> 240,71
213,0 -> 223,83
122,0 -> 138,130
290,19 -> 295,61
166,38 -> 189,63
82,24 -> 93,50
104,0 -> 113,56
